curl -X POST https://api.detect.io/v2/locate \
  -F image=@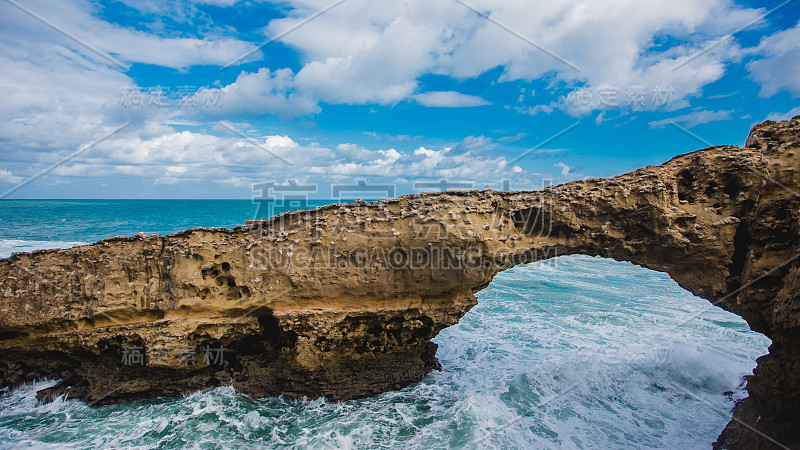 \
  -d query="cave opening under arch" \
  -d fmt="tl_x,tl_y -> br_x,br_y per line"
429,255 -> 770,448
